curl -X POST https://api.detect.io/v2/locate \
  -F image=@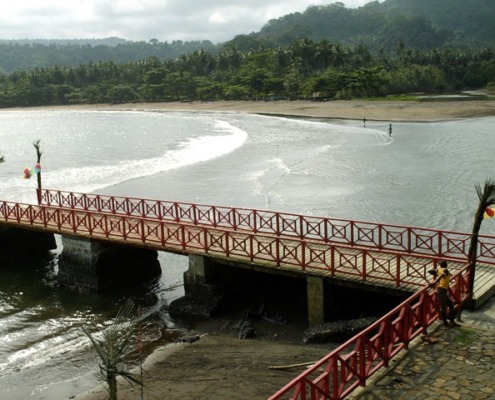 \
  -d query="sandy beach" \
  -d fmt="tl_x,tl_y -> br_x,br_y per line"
20,97 -> 492,400
11,97 -> 495,121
